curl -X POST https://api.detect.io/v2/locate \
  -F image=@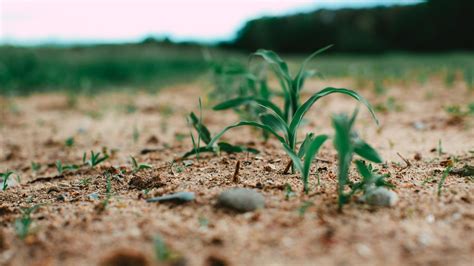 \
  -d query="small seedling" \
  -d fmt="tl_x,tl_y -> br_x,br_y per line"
31,162 -> 41,172
1,170 -> 14,191
55,160 -> 79,175
284,183 -> 295,200
130,156 -> 152,173
438,166 -> 452,197
83,151 -> 109,168
65,137 -> 75,147
153,235 -> 171,262
298,201 -> 313,217
97,173 -> 113,210
182,102 -> 258,159
15,204 -> 42,240
79,177 -> 92,186
133,125 -> 140,144
332,110 -> 383,210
